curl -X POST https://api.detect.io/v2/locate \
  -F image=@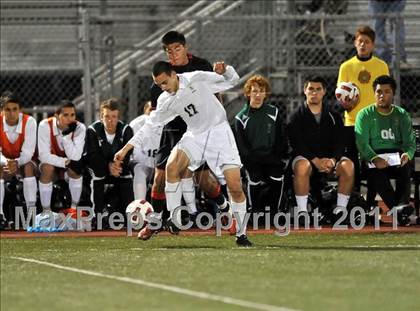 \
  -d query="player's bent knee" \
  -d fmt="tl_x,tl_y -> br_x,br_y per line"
294,159 -> 312,176
337,159 -> 354,177
67,168 -> 81,179
40,163 -> 55,179
23,162 -> 36,177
